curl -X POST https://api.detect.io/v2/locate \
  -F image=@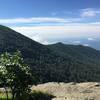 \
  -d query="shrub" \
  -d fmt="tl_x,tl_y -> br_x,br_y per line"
18,90 -> 55,100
